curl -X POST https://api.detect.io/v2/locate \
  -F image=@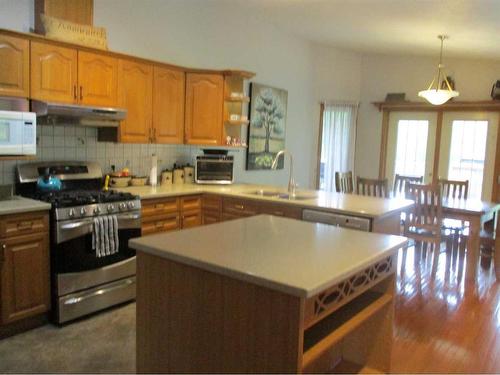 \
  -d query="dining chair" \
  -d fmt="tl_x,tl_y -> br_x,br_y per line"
393,174 -> 423,197
438,179 -> 470,259
404,183 -> 443,272
335,171 -> 354,193
356,176 -> 389,198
